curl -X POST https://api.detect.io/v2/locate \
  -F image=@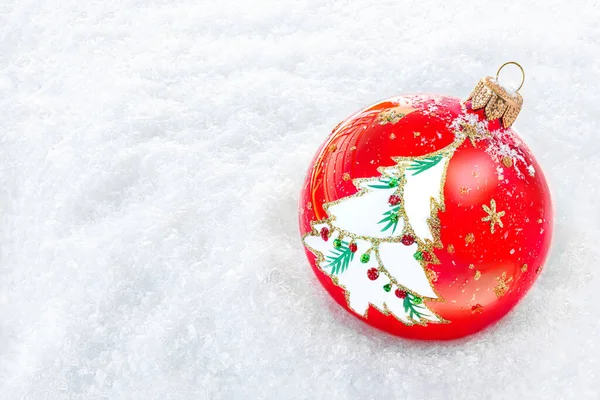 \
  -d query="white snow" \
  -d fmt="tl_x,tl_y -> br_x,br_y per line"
486,137 -> 530,178
451,112 -> 490,138
0,0 -> 599,399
